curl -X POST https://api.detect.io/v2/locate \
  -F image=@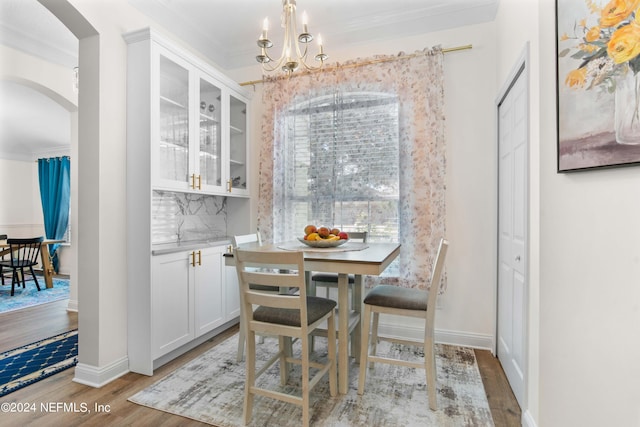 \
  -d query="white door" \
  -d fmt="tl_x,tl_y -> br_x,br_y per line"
497,61 -> 528,408
194,247 -> 225,336
152,250 -> 194,358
